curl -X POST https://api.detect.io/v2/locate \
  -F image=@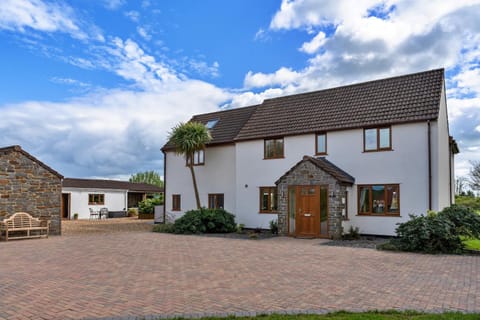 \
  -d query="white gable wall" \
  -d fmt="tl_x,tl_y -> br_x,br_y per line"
165,145 -> 236,219
63,187 -> 127,219
430,85 -> 452,211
